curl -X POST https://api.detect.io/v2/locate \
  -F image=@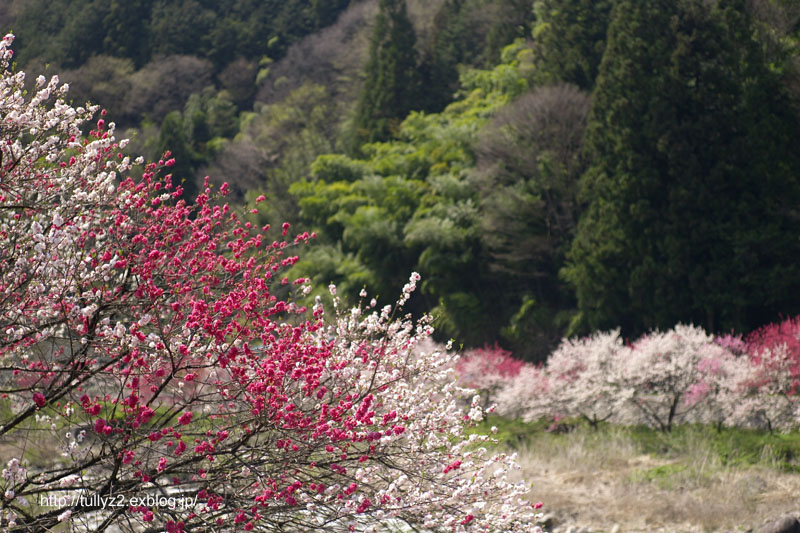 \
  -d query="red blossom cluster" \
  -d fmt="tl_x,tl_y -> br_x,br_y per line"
455,344 -> 524,407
